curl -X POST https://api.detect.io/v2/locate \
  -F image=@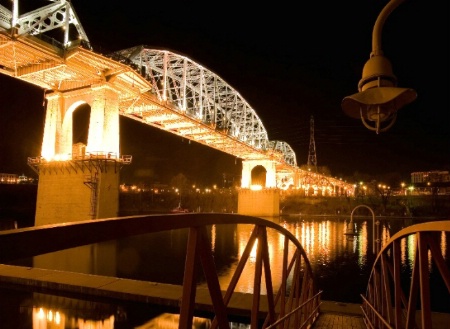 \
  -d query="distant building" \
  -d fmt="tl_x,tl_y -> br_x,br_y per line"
411,170 -> 450,195
0,173 -> 18,184
0,173 -> 35,184
411,170 -> 449,184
